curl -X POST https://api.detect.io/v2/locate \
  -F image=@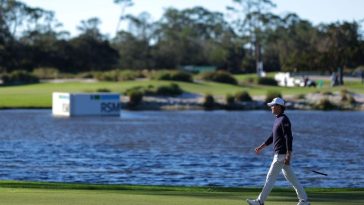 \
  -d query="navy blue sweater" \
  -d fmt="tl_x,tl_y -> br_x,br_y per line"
264,113 -> 293,154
